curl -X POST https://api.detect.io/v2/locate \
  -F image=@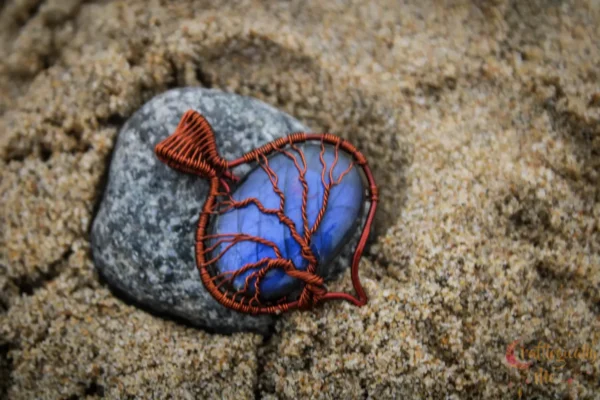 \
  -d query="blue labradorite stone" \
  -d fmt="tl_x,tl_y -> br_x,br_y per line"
213,143 -> 365,299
